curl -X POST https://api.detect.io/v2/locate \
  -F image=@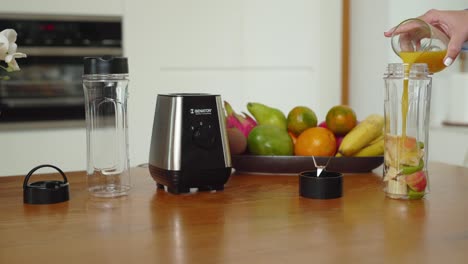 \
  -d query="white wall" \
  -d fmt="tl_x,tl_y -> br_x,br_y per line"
124,0 -> 342,171
348,0 -> 389,119
0,0 -> 342,176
